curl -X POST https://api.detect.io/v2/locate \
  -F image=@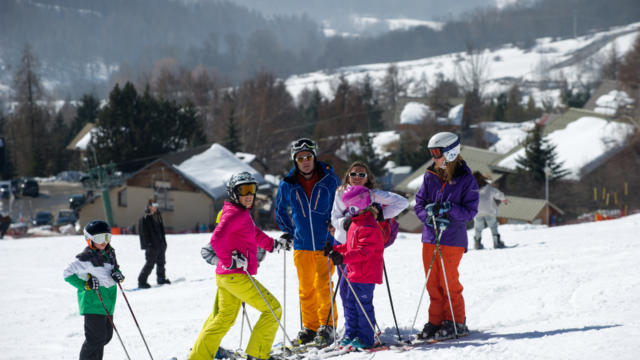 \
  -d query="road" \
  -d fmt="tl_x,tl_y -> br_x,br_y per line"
1,181 -> 84,224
